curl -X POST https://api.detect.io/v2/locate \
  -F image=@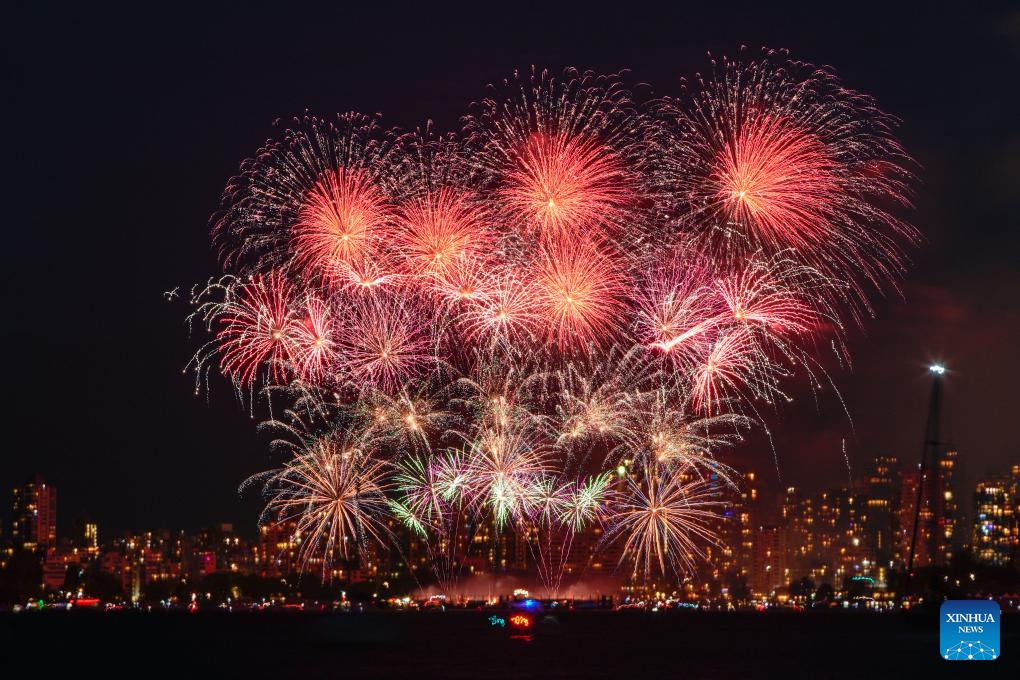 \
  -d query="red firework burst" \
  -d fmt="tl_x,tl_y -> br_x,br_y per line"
393,187 -> 490,278
654,50 -> 917,310
534,237 -> 630,349
291,296 -> 336,382
712,116 -> 840,249
459,274 -> 543,349
338,295 -> 433,392
216,272 -> 296,388
293,167 -> 394,281
690,328 -> 758,414
502,132 -> 631,241
714,257 -> 820,336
